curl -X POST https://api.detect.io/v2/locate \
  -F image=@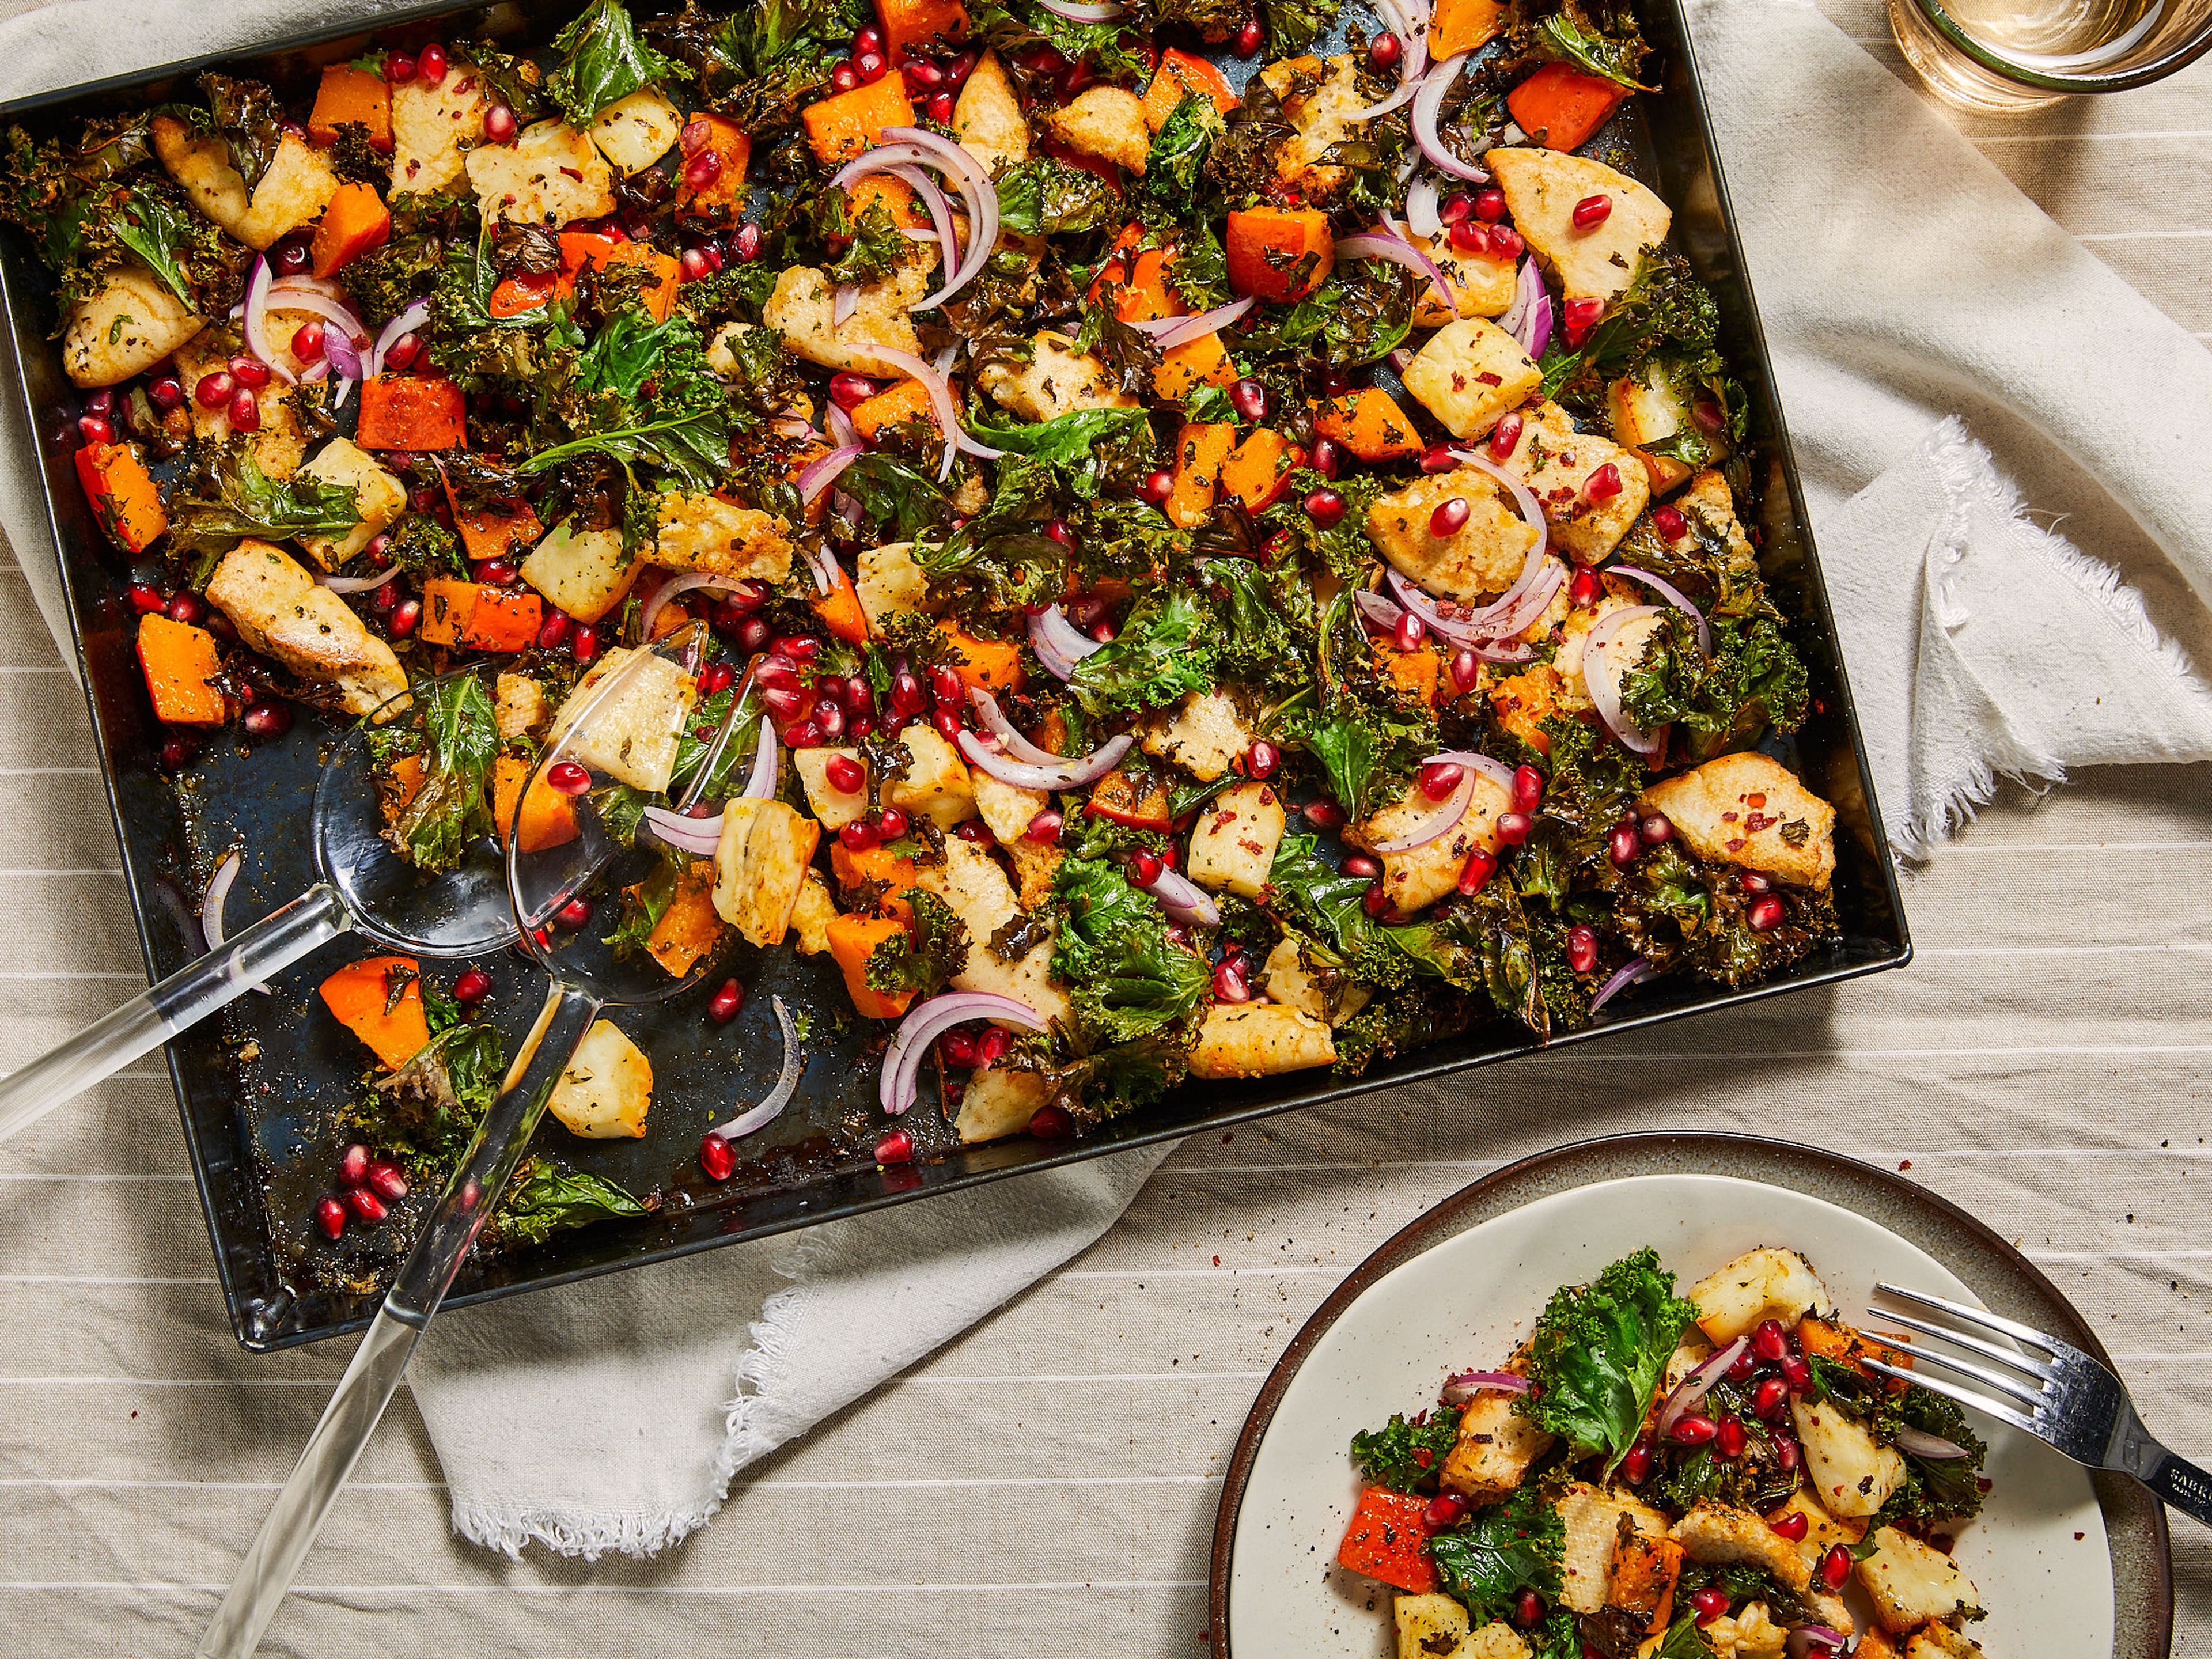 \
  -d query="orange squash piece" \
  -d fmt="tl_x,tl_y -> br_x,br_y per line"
445,483 -> 544,564
936,622 -> 1024,694
1226,207 -> 1334,302
676,112 -> 752,219
850,378 -> 937,440
76,442 -> 166,555
1374,642 -> 1441,706
1336,1488 -> 1438,1593
418,579 -> 543,652
1488,663 -> 1563,748
309,181 -> 391,279
1218,429 -> 1303,513
356,376 -> 465,451
1153,331 -> 1238,403
1428,0 -> 1506,59
1086,768 -> 1173,831
554,233 -> 680,321
813,563 -> 872,645
802,76 -> 917,165
135,613 -> 226,728
1313,388 -> 1425,463
317,956 -> 431,1072
846,174 -> 926,230
1088,225 -> 1184,323
828,912 -> 916,1020
308,65 -> 393,151
644,860 -> 726,979
831,839 -> 921,923
876,0 -> 969,65
1506,62 -> 1629,152
487,269 -> 559,318
1165,422 -> 1236,529
492,753 -> 581,853
1141,48 -> 1239,130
